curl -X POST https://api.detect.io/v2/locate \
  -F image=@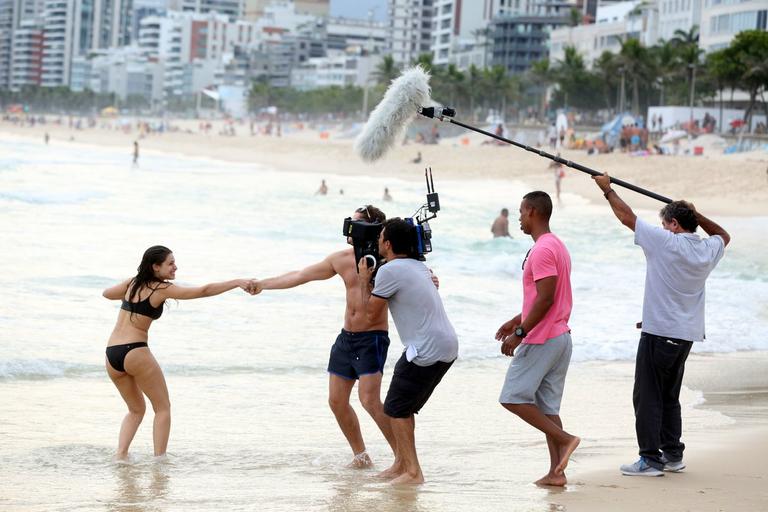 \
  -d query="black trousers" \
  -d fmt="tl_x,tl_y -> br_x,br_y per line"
633,332 -> 693,469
